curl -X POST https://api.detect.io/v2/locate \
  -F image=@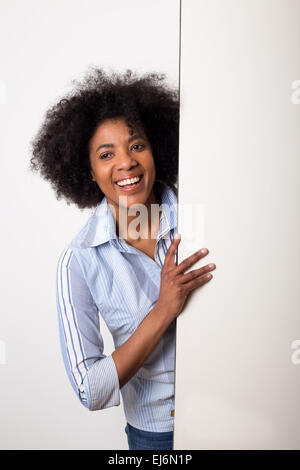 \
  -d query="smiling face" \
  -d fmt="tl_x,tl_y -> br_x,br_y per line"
89,116 -> 157,212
